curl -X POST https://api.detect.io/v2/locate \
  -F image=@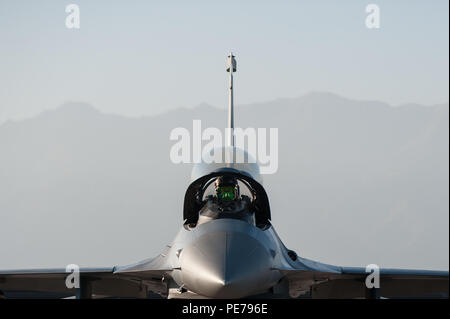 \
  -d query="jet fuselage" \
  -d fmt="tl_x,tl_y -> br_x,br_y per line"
168,218 -> 288,298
